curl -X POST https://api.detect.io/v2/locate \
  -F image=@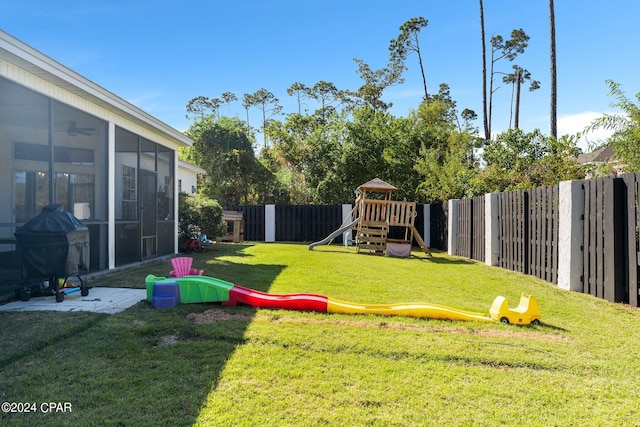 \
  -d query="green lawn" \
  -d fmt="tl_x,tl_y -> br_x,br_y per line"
1,243 -> 639,426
